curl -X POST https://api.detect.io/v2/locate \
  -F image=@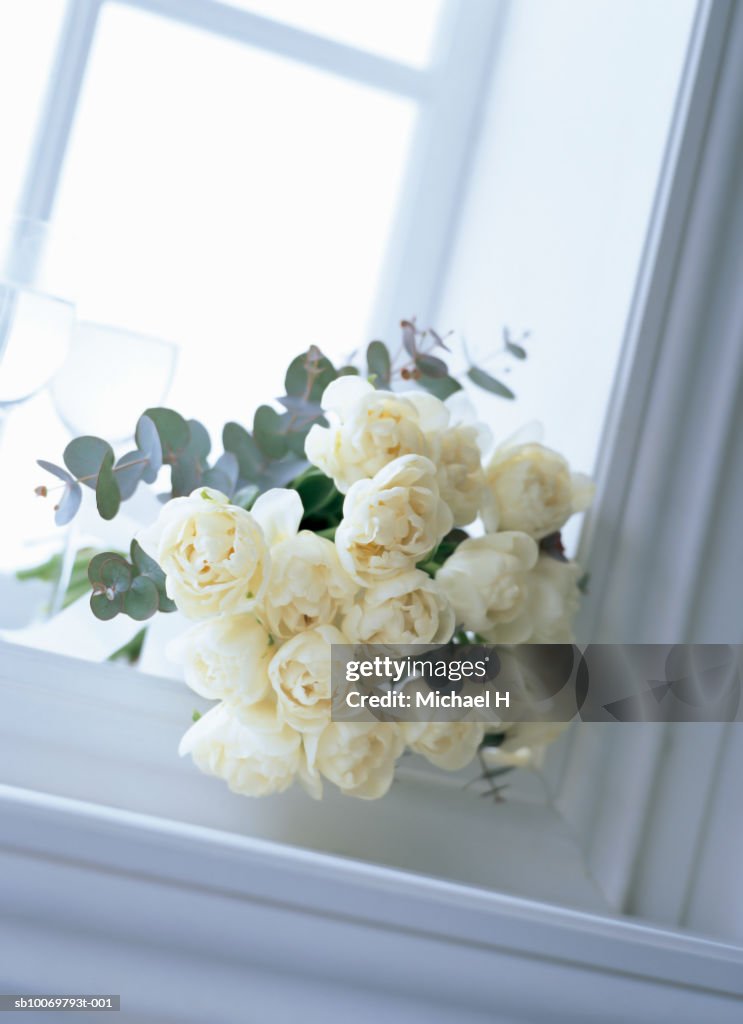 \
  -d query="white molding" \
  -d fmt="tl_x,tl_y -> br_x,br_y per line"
368,0 -> 509,340
575,0 -> 736,643
0,640 -> 606,912
118,0 -> 430,99
2,784 -> 742,1023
